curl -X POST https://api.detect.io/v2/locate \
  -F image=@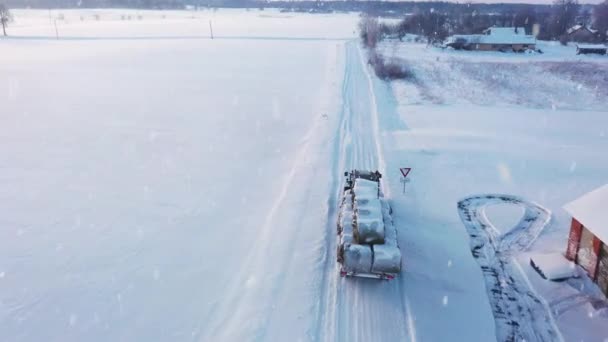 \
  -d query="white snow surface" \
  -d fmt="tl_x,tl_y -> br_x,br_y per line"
483,202 -> 526,236
380,38 -> 608,341
530,253 -> 578,280
7,8 -> 357,39
2,8 -> 608,342
0,9 -> 358,342
564,184 -> 608,244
